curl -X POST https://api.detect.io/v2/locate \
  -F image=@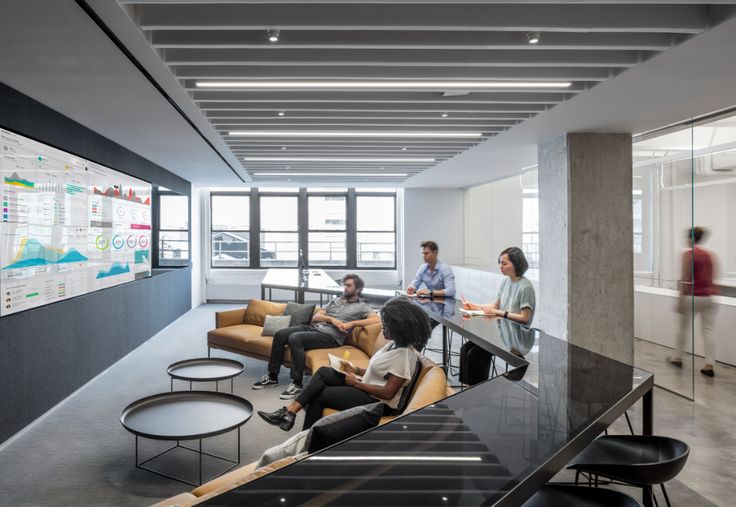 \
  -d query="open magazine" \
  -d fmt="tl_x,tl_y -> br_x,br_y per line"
328,353 -> 363,381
